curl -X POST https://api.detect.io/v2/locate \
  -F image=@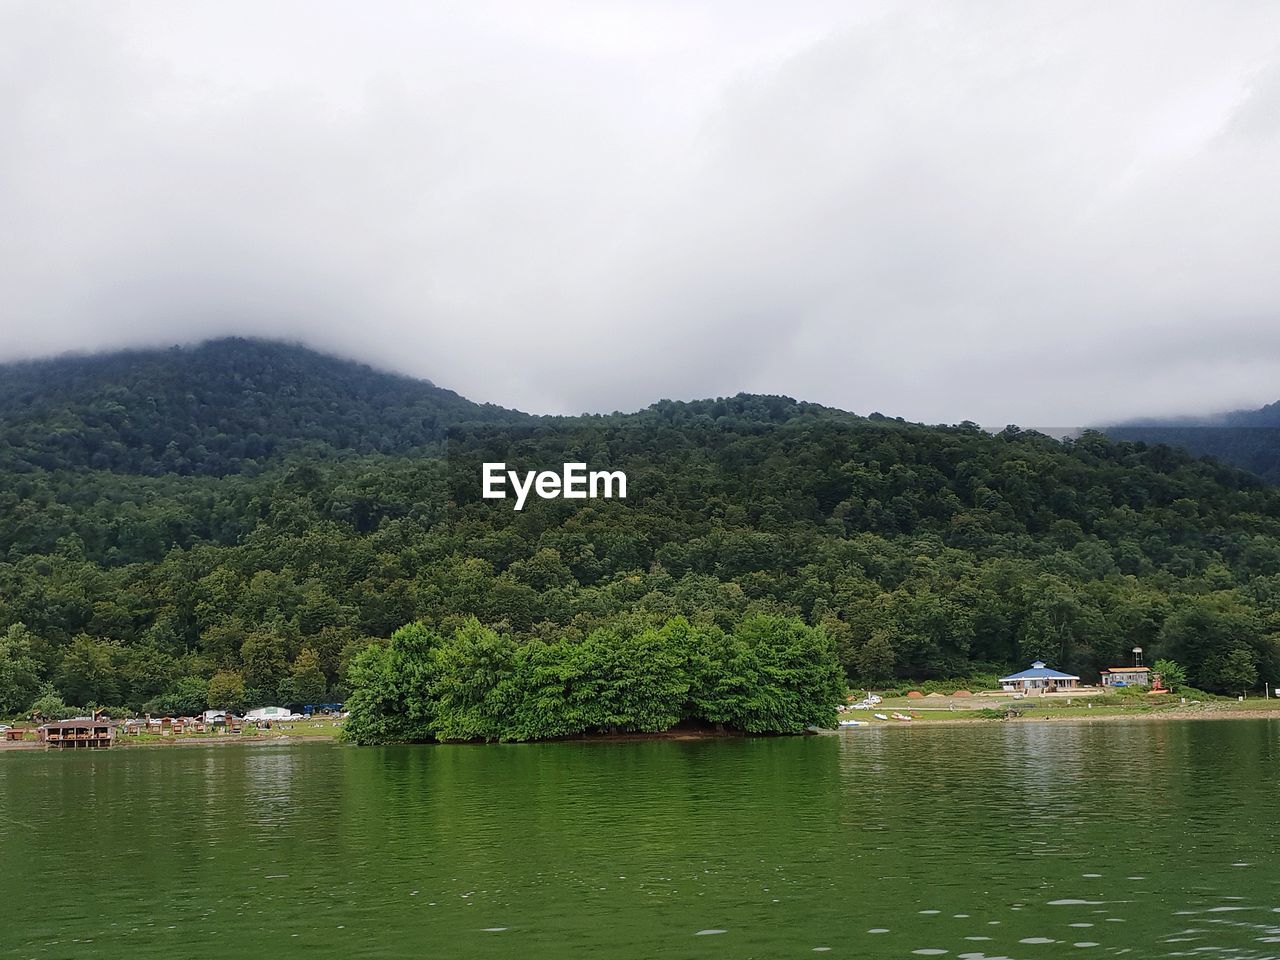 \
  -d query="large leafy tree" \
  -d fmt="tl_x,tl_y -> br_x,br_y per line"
239,631 -> 291,701
429,620 -> 517,741
280,648 -> 328,706
57,635 -> 123,707
853,631 -> 896,684
341,624 -> 440,744
206,671 -> 246,712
